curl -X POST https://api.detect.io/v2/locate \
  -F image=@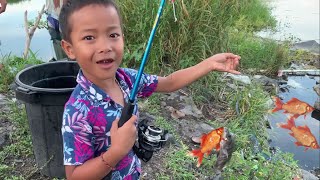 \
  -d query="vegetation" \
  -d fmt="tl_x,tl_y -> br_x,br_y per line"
0,52 -> 42,92
0,0 -> 303,179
